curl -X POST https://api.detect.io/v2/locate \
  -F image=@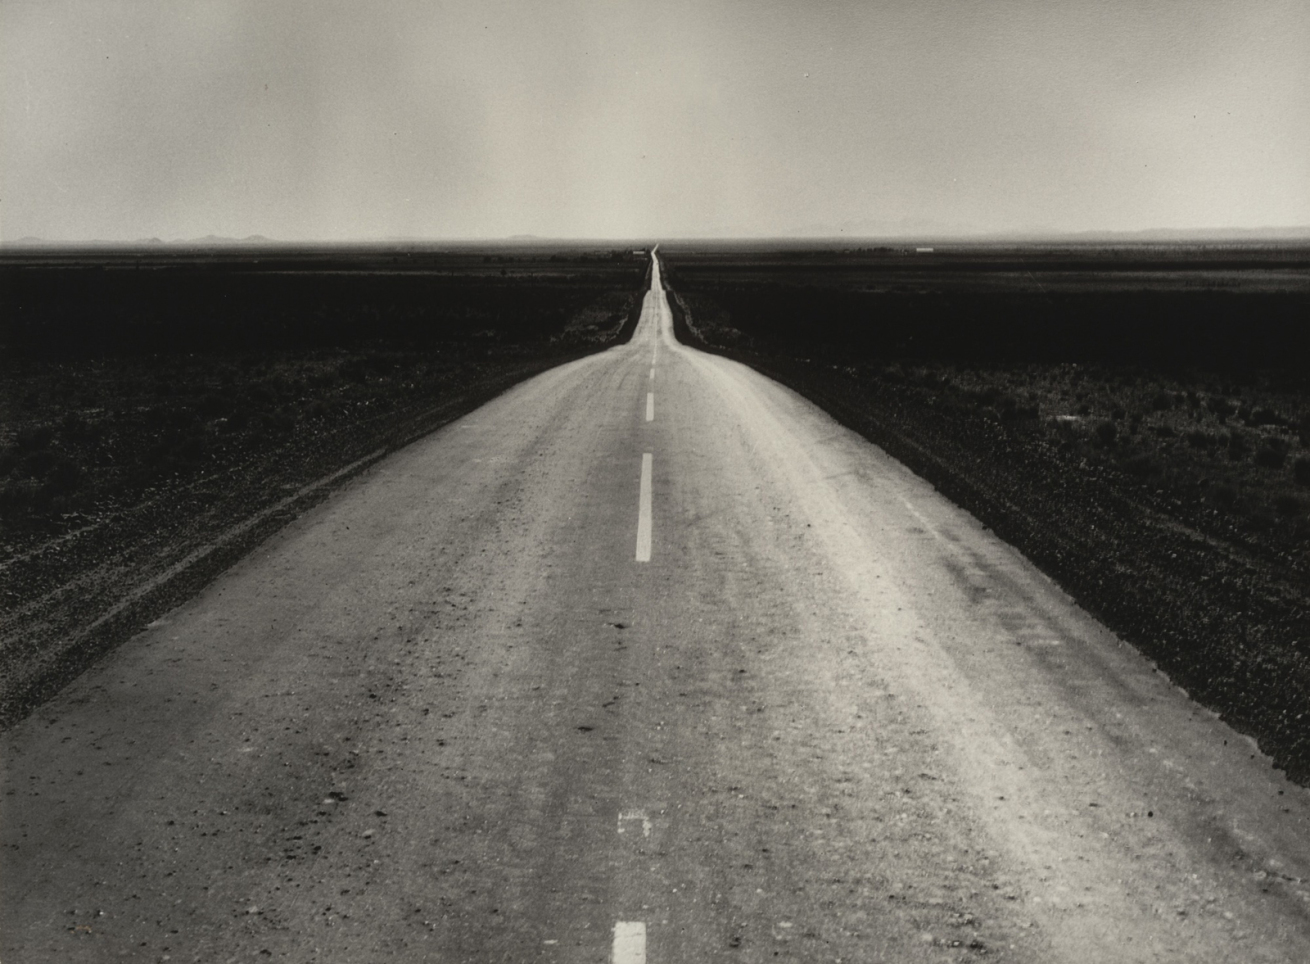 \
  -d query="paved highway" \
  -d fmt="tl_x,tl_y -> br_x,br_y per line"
4,255 -> 1310,962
